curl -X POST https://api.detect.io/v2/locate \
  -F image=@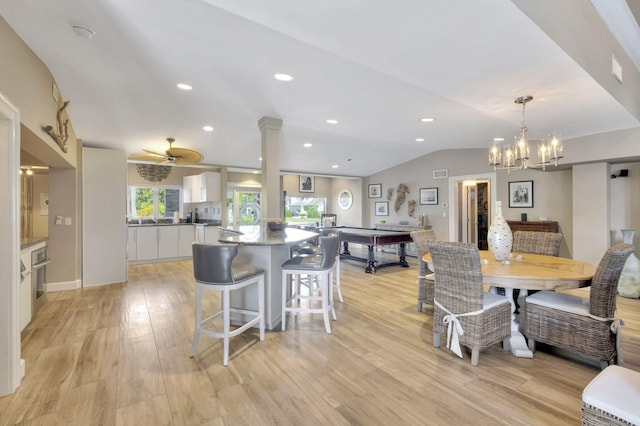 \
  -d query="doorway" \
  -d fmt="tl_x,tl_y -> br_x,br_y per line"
448,172 -> 496,248
228,188 -> 261,227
